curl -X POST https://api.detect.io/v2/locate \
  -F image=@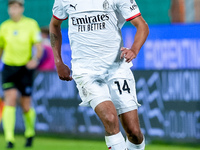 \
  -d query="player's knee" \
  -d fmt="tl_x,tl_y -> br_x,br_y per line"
104,113 -> 117,125
103,113 -> 119,134
126,127 -> 142,140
